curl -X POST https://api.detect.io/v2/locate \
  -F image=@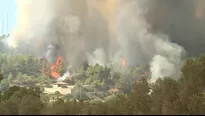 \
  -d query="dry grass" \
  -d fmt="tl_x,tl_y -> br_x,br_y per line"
44,85 -> 75,95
